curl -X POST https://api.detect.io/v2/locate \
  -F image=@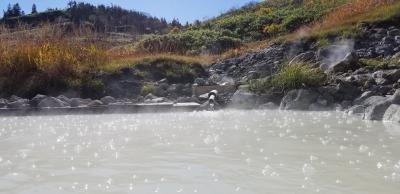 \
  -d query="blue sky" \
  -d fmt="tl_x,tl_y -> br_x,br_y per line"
0,0 -> 259,23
